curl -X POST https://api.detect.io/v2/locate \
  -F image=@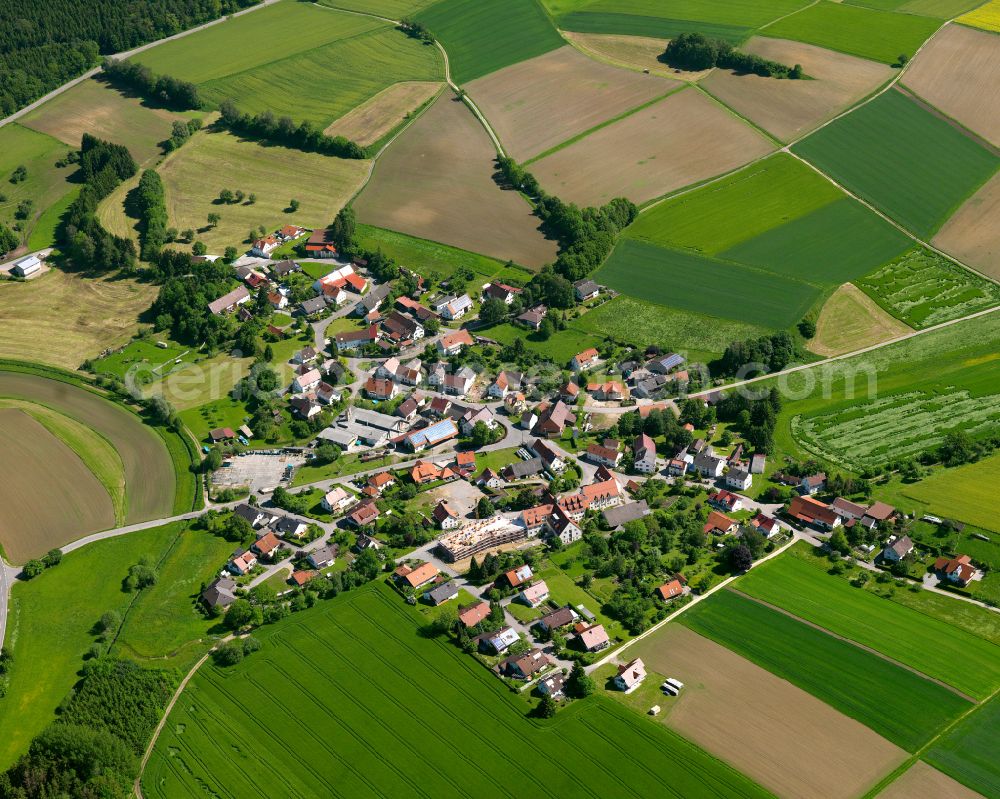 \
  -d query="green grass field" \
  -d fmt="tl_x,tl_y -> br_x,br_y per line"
775,310 -> 1000,468
0,522 -> 189,770
484,321 -> 602,365
0,123 -> 76,250
856,248 -> 1000,329
738,548 -> 1000,699
627,155 -> 843,255
142,584 -> 772,798
793,89 -> 999,237
680,588 -> 971,751
318,0 -> 439,15
925,693 -> 1000,797
896,451 -> 1000,533
416,0 -> 564,83
846,0 -> 983,18
596,239 -> 820,328
720,197 -> 912,284
763,1 -> 941,63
